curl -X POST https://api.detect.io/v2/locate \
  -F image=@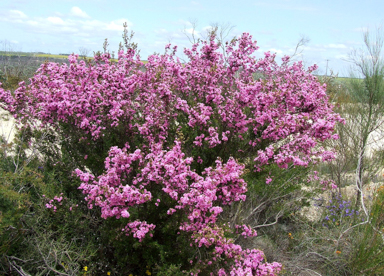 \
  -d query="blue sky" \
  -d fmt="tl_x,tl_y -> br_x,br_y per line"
1,0 -> 383,76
